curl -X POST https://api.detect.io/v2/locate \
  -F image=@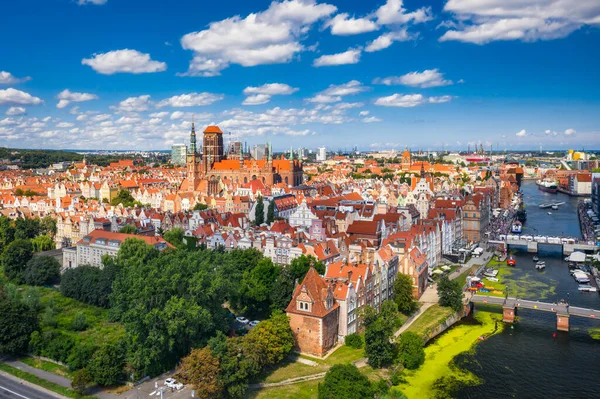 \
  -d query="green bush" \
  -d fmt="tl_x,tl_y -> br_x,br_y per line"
22,256 -> 61,286
72,312 -> 88,331
345,333 -> 363,349
396,332 -> 425,370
